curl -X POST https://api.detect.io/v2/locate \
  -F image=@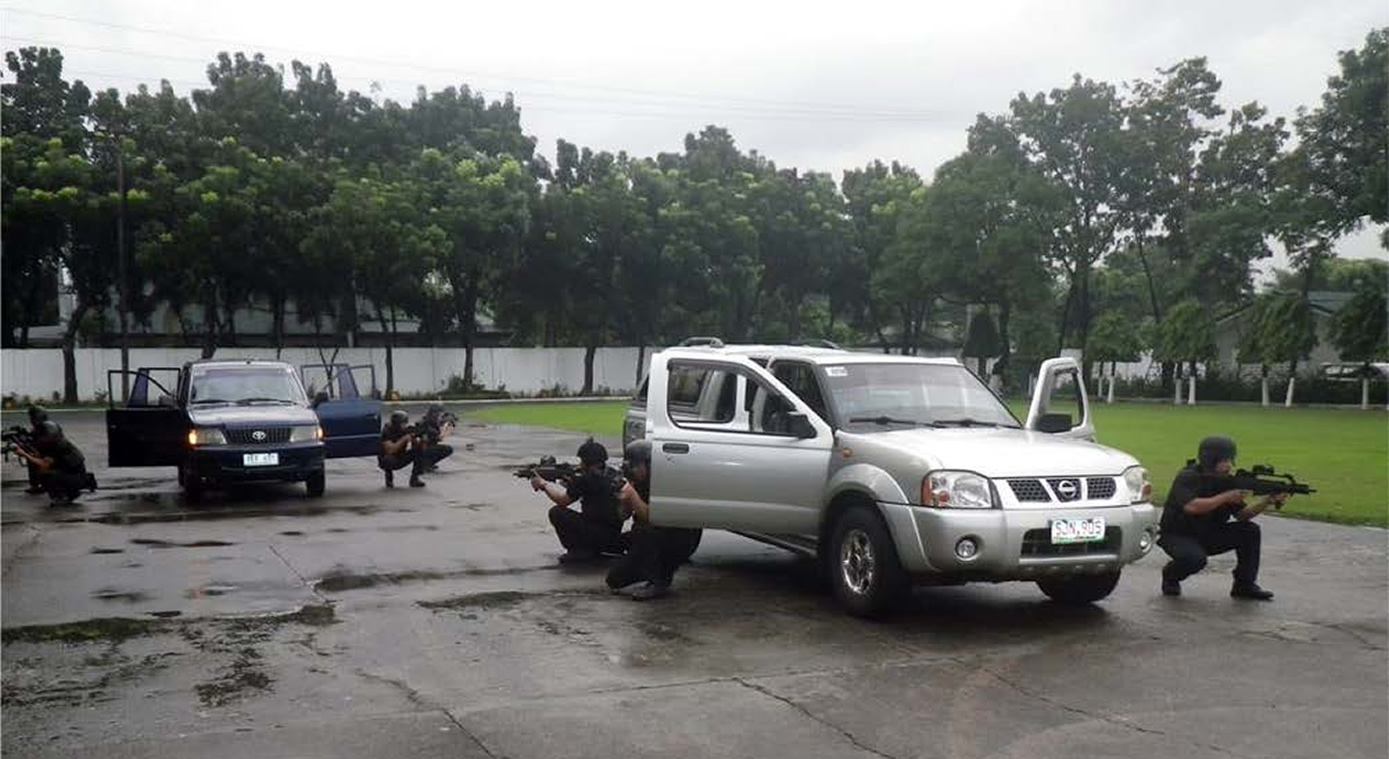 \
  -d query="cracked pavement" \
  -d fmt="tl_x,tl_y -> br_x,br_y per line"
2,409 -> 1386,758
